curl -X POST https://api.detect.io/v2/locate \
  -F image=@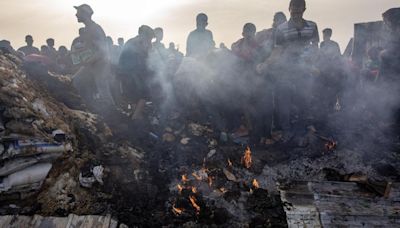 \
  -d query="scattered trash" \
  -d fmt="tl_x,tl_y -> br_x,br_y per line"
180,137 -> 190,145
162,133 -> 176,142
79,165 -> 105,188
207,149 -> 216,158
